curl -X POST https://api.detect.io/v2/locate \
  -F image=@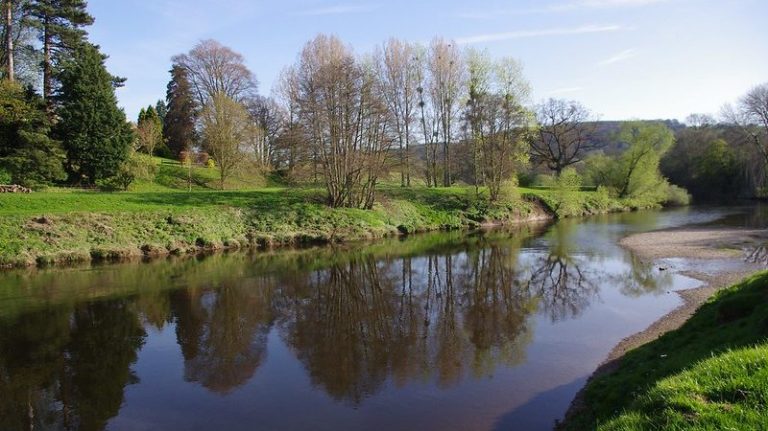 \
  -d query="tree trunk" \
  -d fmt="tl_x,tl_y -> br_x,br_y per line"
4,0 -> 12,82
43,17 -> 53,116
